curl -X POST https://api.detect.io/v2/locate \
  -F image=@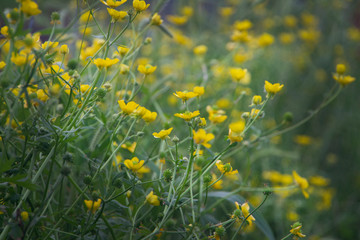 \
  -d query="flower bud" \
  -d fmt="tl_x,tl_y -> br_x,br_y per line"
60,44 -> 69,54
282,112 -> 293,124
336,64 -> 346,75
83,175 -> 92,185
